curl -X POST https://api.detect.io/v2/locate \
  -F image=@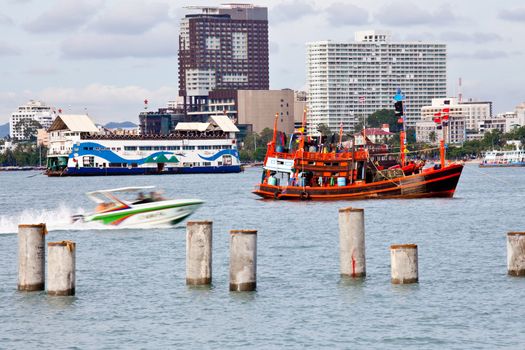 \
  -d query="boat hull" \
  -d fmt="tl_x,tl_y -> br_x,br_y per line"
83,200 -> 203,228
253,163 -> 463,201
48,165 -> 241,176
